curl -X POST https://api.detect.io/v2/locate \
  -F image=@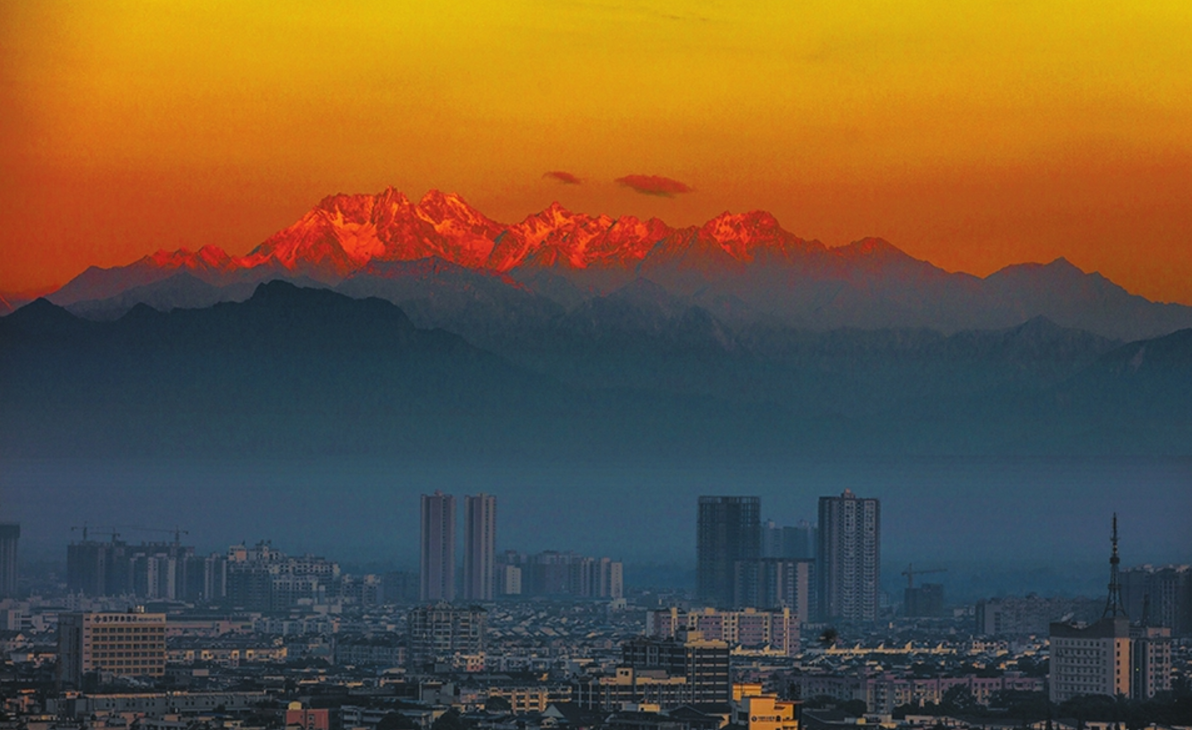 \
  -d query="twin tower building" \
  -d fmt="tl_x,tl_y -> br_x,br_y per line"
697,490 -> 881,622
420,492 -> 496,602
